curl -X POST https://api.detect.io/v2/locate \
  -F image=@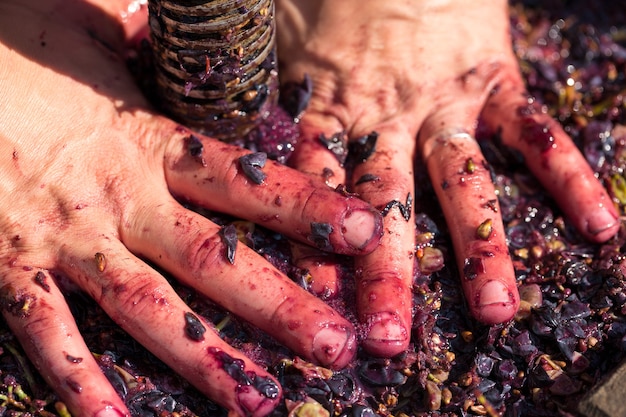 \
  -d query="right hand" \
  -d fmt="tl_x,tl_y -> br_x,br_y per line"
275,0 -> 620,357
